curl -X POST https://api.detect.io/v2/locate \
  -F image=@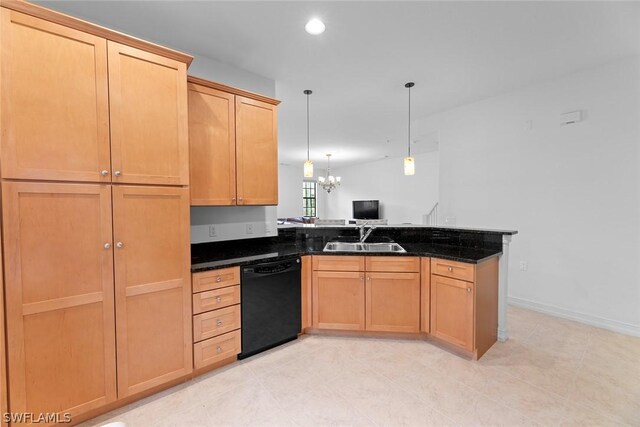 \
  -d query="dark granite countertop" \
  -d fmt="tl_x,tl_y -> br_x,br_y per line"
191,239 -> 502,273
